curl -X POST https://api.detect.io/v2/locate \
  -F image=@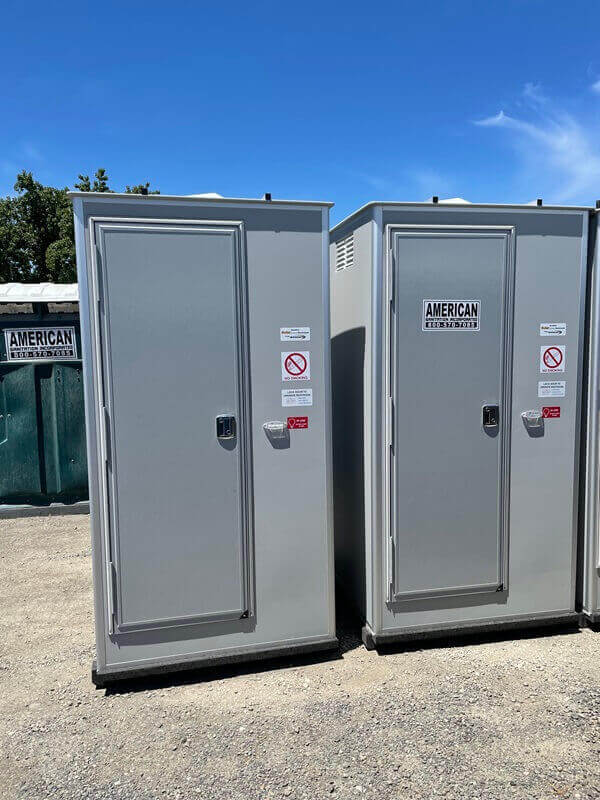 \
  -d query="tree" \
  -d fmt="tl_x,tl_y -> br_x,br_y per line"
73,174 -> 91,192
74,168 -> 113,193
0,169 -> 160,283
45,201 -> 77,281
8,171 -> 75,283
74,170 -> 160,195
0,195 -> 31,281
92,168 -> 112,192
125,182 -> 160,195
